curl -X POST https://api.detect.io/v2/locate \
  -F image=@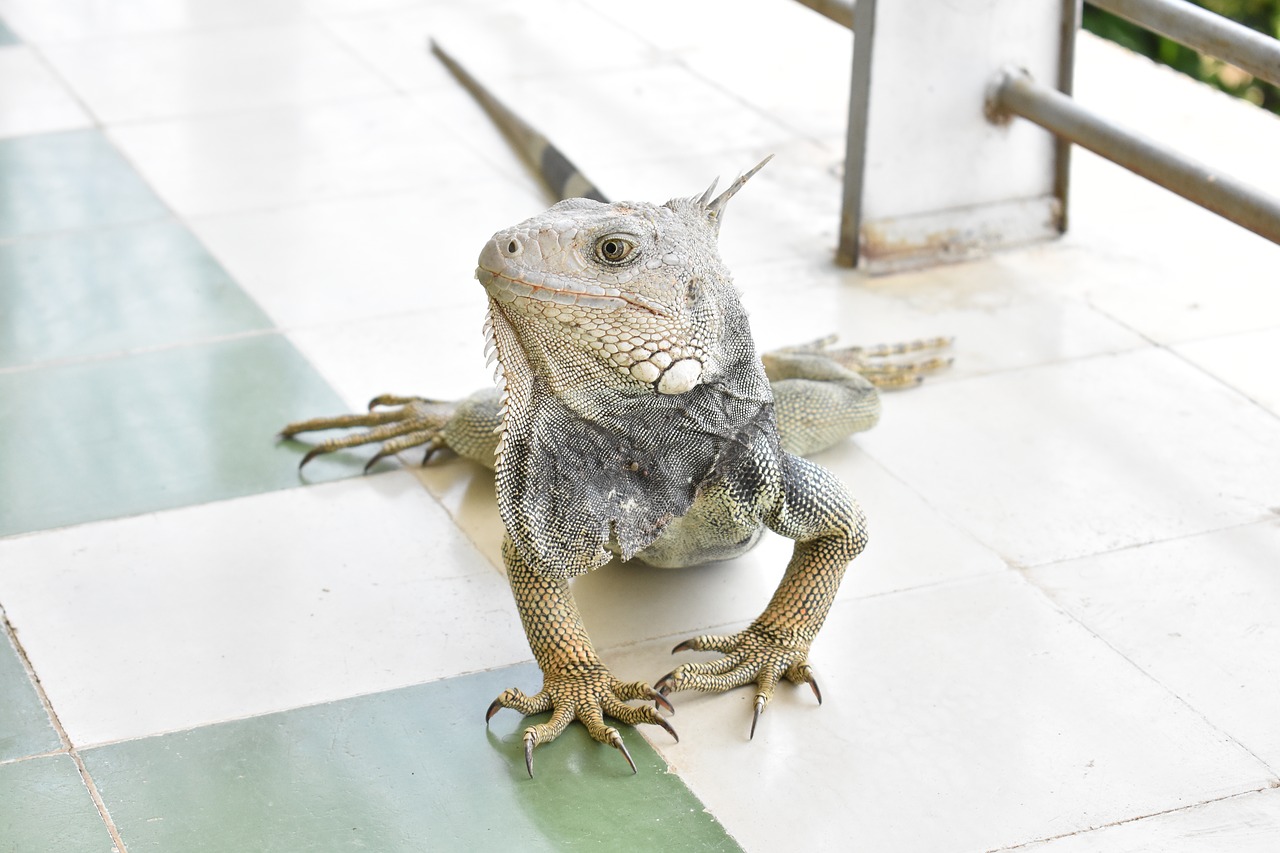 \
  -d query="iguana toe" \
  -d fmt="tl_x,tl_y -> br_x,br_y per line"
769,333 -> 955,389
281,396 -> 455,471
661,626 -> 822,738
487,673 -> 675,776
